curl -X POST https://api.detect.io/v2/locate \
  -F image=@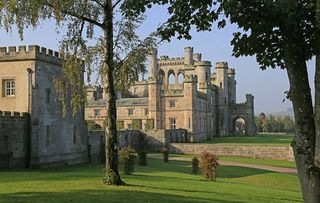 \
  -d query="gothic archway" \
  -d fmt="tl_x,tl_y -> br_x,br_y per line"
234,117 -> 246,136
